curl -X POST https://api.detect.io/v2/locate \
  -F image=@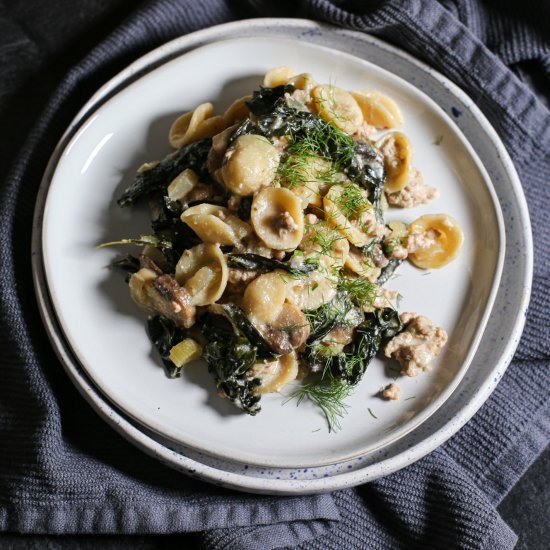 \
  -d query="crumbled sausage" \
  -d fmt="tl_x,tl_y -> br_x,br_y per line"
372,287 -> 399,309
406,228 -> 439,254
384,312 -> 447,376
386,169 -> 438,208
382,383 -> 400,400
227,194 -> 241,211
275,211 -> 298,235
